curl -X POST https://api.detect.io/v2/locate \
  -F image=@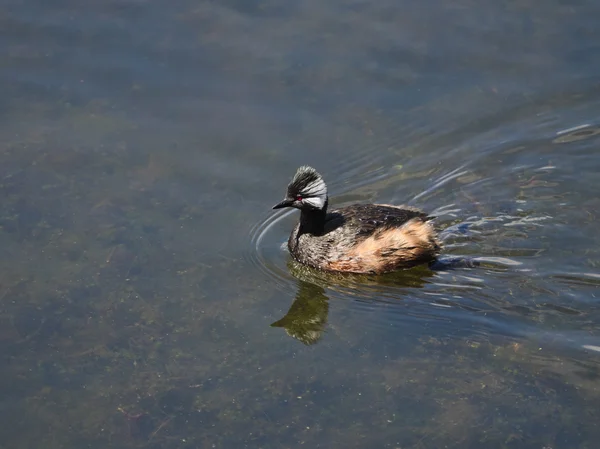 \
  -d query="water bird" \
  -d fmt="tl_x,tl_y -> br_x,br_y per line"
273,166 -> 440,274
